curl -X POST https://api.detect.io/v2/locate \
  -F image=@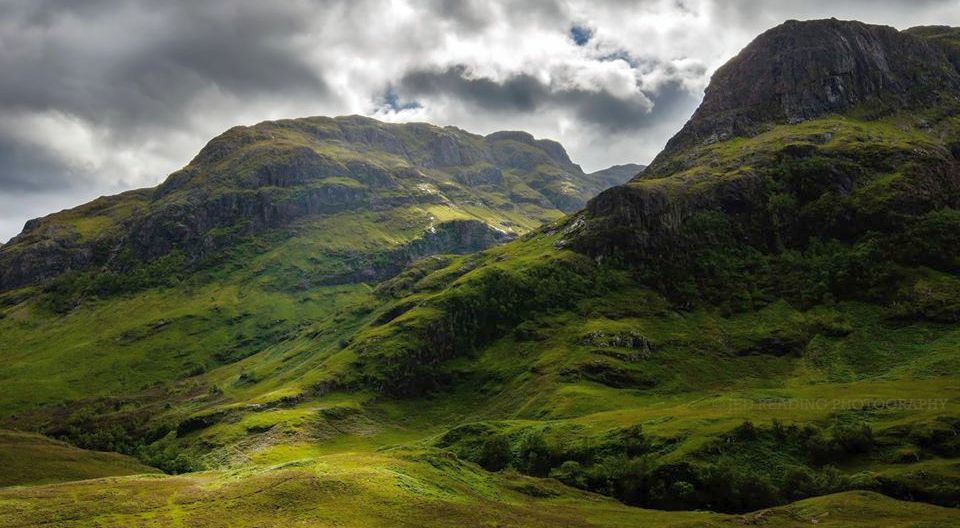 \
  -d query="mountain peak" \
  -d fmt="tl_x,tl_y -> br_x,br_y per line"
648,18 -> 960,174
